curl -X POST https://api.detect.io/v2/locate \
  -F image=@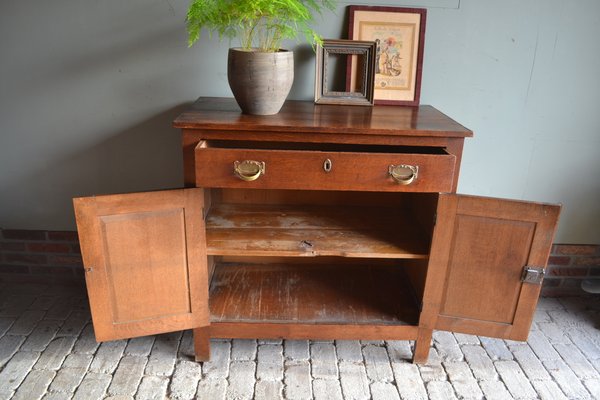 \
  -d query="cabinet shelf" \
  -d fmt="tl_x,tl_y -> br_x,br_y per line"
209,263 -> 420,326
205,204 -> 429,259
